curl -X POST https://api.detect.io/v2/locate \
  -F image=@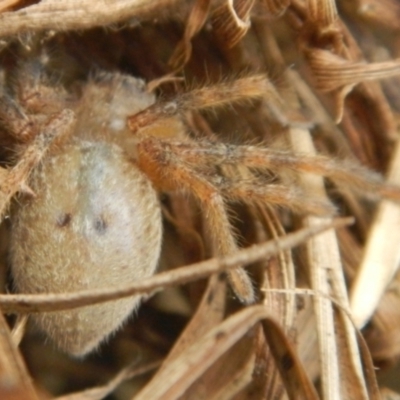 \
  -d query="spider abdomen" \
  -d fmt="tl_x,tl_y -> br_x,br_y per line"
10,141 -> 162,356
